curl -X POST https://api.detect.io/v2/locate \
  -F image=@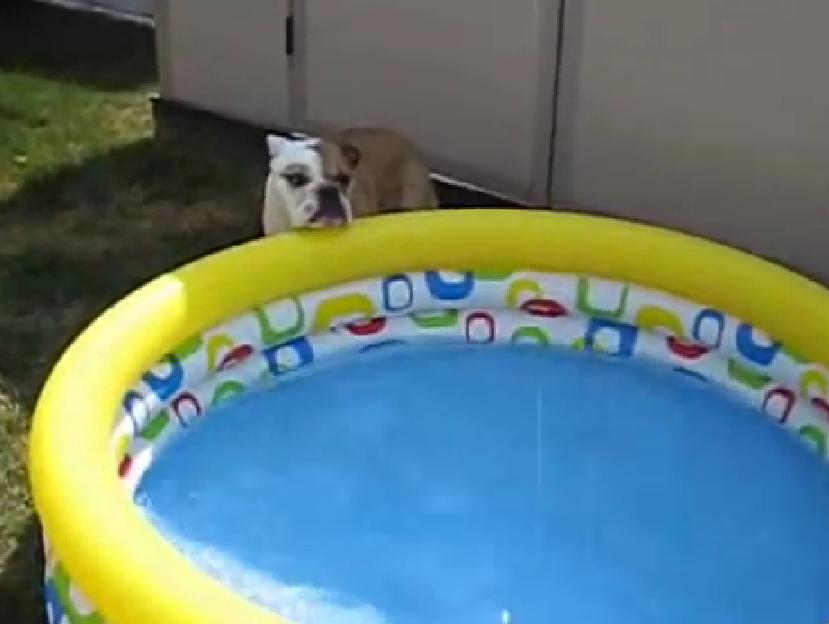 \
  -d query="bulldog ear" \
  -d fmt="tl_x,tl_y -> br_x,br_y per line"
266,134 -> 288,158
340,143 -> 361,168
